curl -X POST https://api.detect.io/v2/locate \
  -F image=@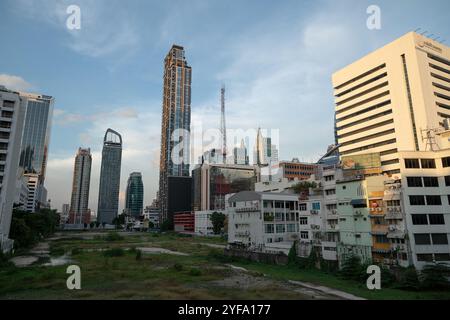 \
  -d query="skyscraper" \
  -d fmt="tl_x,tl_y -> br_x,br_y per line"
69,148 -> 92,225
0,86 -> 27,253
125,172 -> 144,217
158,45 -> 192,224
232,139 -> 249,165
97,129 -> 122,224
18,92 -> 54,212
